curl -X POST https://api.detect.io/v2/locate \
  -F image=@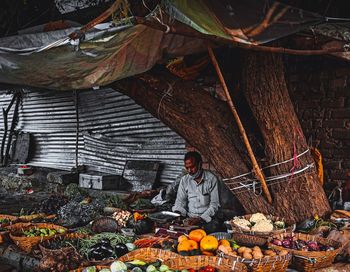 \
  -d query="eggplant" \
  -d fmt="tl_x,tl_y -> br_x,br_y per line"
100,238 -> 111,245
115,243 -> 129,257
88,249 -> 105,260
